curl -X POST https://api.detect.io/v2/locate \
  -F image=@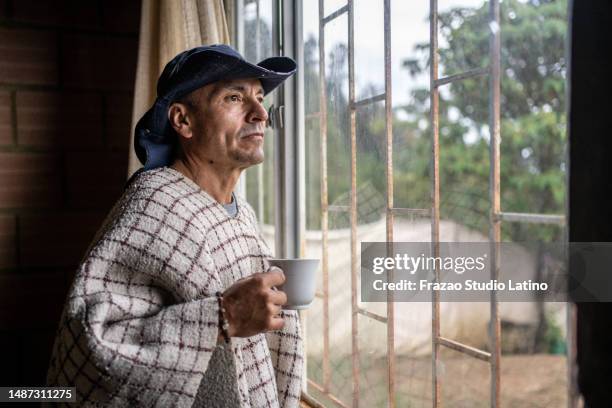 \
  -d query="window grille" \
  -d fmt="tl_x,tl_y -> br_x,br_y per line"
237,0 -> 573,406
